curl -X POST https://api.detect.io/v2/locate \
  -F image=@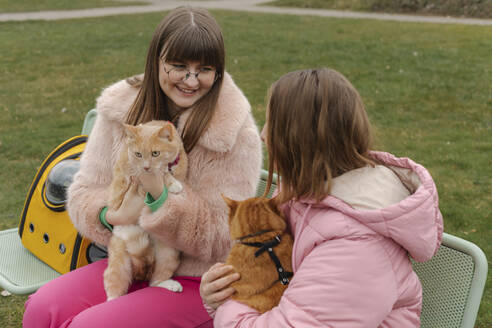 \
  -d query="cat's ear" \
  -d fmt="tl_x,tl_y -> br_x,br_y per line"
267,197 -> 286,231
222,195 -> 238,223
123,124 -> 137,141
222,194 -> 238,210
222,194 -> 239,219
158,123 -> 174,142
267,197 -> 280,214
